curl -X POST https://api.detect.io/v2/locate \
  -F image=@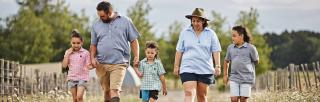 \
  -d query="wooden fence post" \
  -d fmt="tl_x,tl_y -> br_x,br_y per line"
295,65 -> 302,92
313,62 -> 318,89
304,64 -> 312,89
6,60 -> 10,98
274,71 -> 277,91
30,68 -> 34,95
317,62 -> 320,83
301,64 -> 308,90
11,61 -> 15,97
0,59 -> 4,101
266,72 -> 270,91
289,64 -> 294,89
